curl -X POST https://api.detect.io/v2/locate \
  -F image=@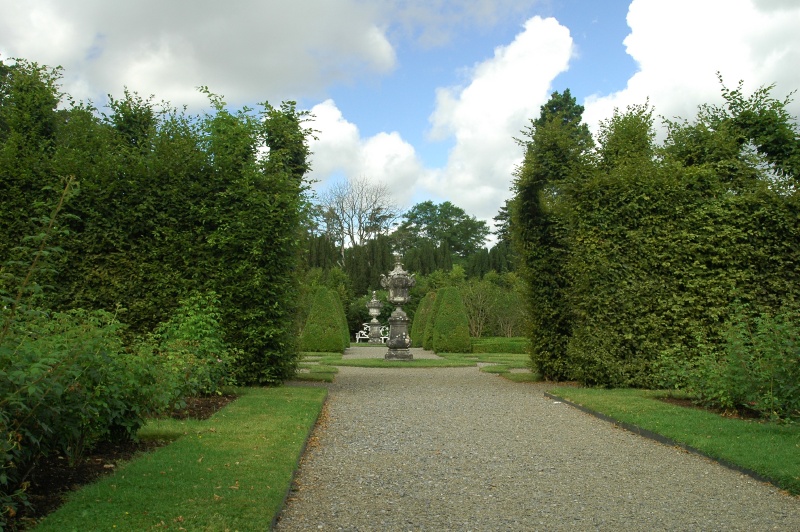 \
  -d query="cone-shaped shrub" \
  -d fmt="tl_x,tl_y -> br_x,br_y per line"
411,292 -> 436,348
333,289 -> 352,346
432,287 -> 472,353
423,291 -> 443,350
299,287 -> 349,352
